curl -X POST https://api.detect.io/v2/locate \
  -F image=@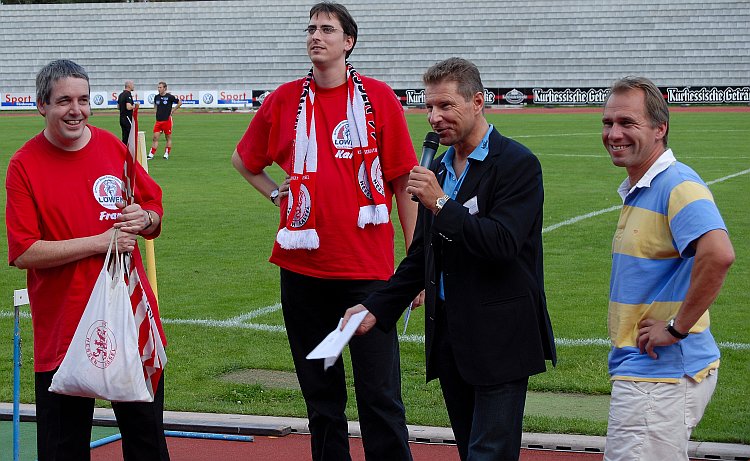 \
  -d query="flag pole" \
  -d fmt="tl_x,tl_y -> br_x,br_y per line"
136,130 -> 159,302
